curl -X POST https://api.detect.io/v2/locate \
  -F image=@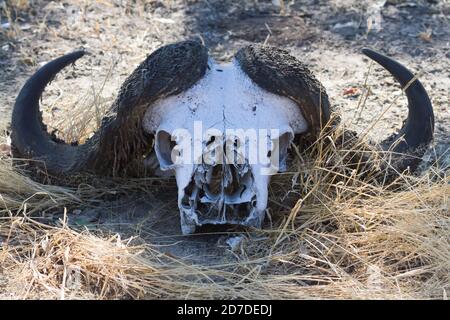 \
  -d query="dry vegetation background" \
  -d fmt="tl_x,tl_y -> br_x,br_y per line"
0,0 -> 449,299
